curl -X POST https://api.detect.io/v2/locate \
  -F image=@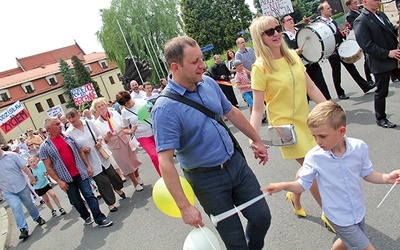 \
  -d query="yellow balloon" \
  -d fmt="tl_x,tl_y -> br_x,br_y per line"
152,176 -> 195,218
